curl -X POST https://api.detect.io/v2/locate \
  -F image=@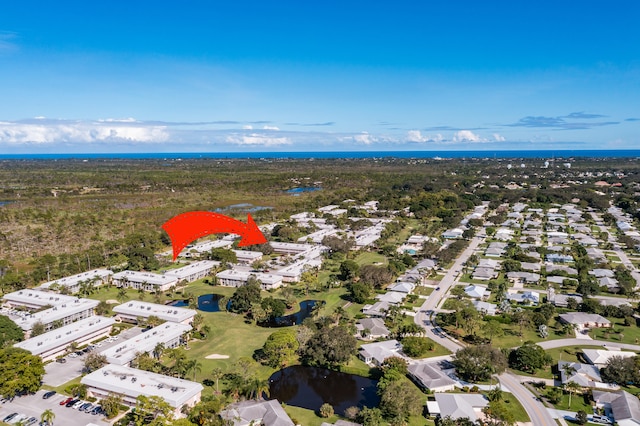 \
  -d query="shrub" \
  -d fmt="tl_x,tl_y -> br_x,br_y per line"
319,403 -> 334,418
